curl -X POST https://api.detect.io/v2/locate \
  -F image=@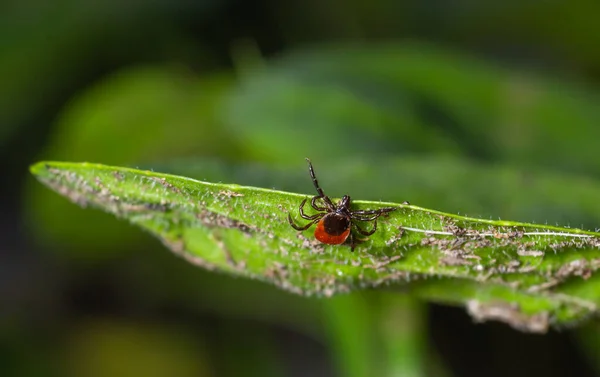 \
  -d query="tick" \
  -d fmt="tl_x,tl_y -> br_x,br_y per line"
288,158 -> 397,251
